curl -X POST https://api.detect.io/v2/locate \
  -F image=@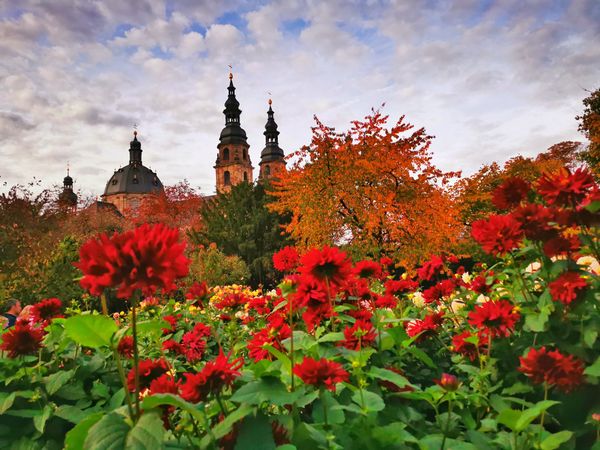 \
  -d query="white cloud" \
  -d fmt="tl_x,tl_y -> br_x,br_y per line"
0,0 -> 597,198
